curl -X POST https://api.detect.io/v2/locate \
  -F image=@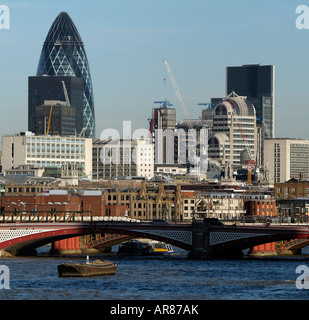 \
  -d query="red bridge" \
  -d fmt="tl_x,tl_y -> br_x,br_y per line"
1,212 -> 309,258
